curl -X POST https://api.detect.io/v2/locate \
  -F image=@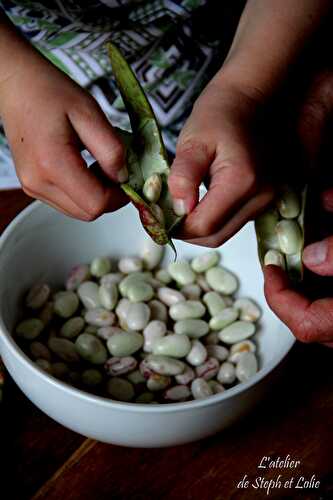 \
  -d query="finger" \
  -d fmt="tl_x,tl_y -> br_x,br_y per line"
298,71 -> 333,167
68,96 -> 128,183
45,143 -> 128,219
302,237 -> 333,276
168,140 -> 214,216
177,186 -> 273,247
264,265 -> 333,343
23,183 -> 93,221
321,188 -> 333,212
